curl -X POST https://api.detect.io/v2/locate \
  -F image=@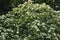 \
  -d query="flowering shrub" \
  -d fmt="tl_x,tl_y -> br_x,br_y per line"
0,1 -> 60,40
